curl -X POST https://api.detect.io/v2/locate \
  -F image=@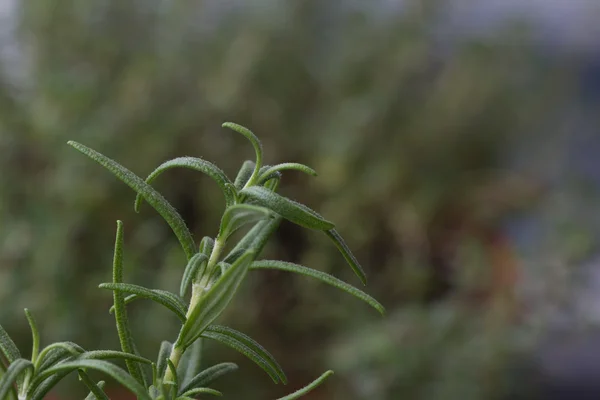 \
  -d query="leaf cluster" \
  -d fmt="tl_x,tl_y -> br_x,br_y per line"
0,123 -> 383,399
